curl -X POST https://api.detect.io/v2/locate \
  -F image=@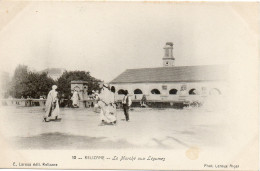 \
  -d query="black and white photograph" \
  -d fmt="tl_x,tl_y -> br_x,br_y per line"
0,1 -> 259,170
